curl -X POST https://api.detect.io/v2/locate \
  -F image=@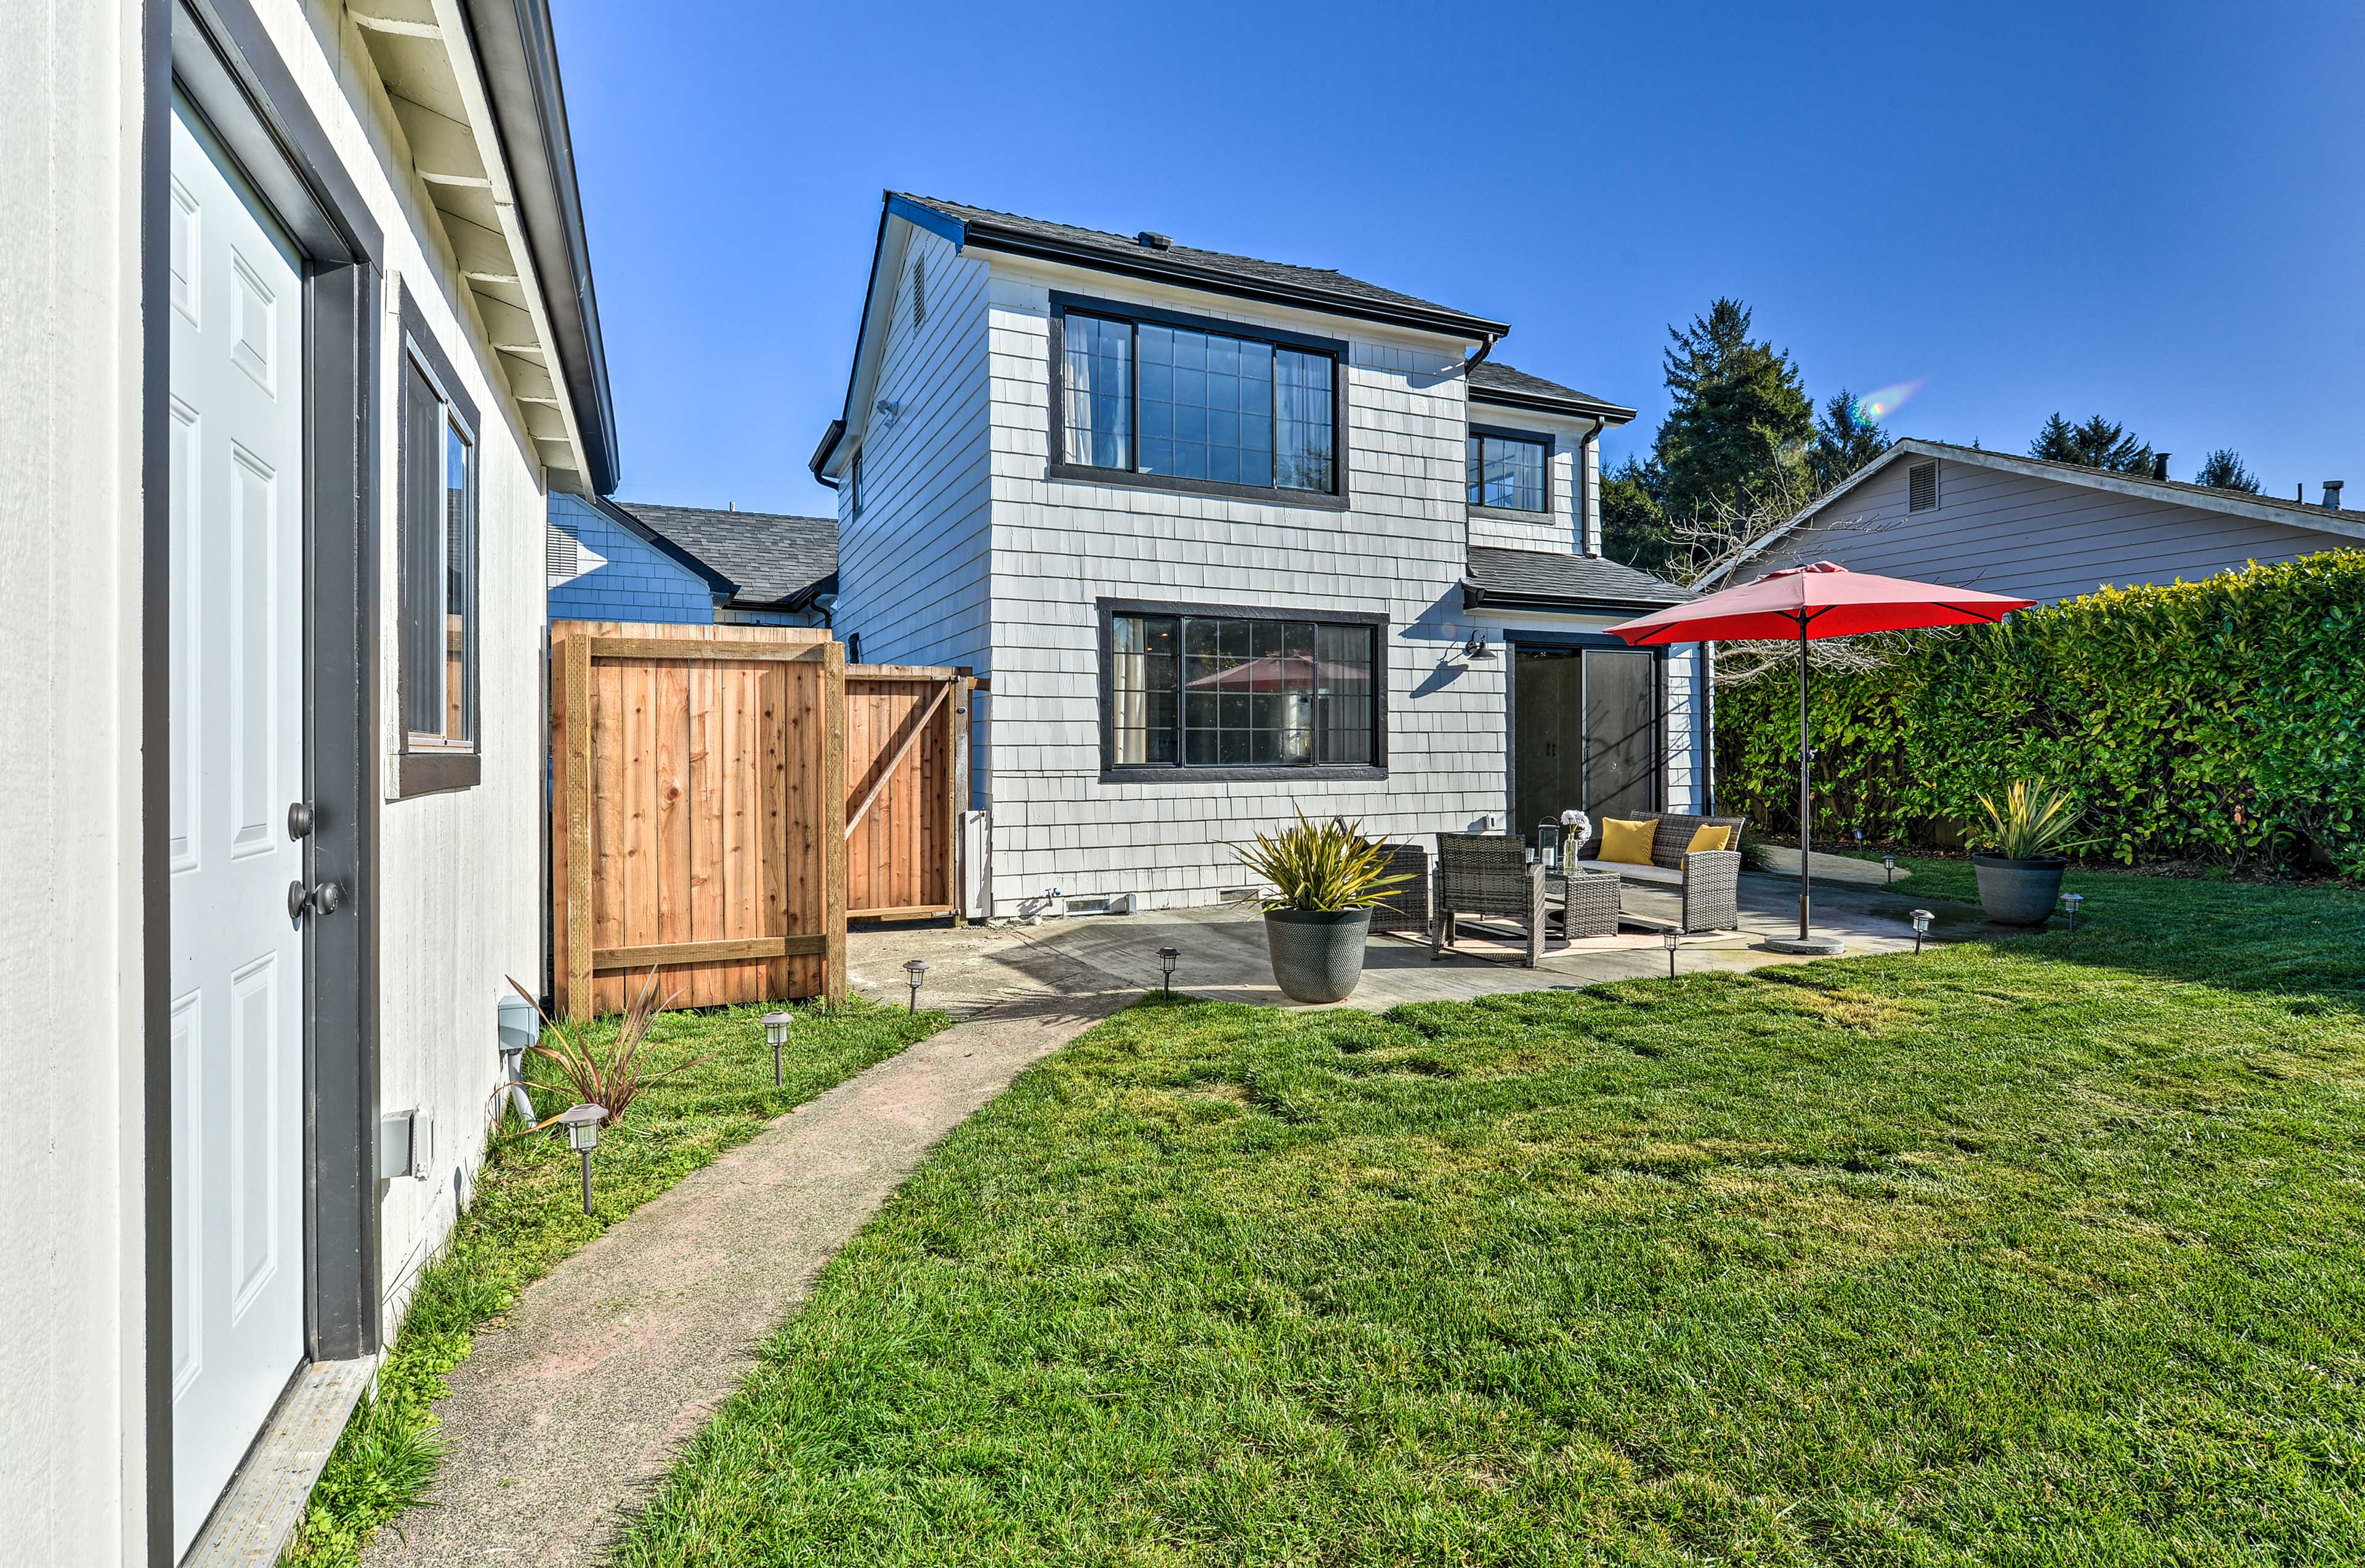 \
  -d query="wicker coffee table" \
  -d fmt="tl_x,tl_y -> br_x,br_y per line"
1551,867 -> 1624,939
